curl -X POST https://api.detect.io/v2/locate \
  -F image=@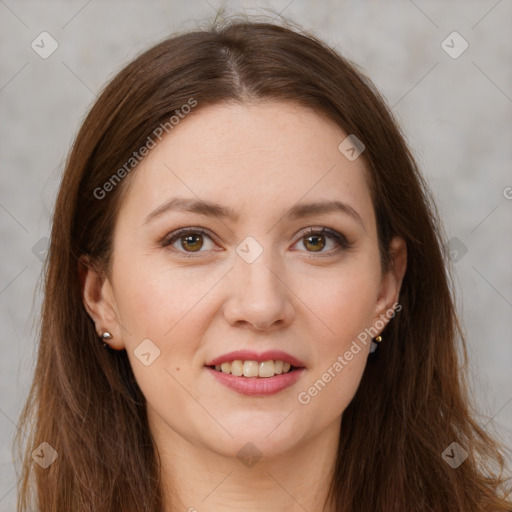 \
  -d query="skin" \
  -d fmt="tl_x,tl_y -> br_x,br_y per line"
82,101 -> 407,512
